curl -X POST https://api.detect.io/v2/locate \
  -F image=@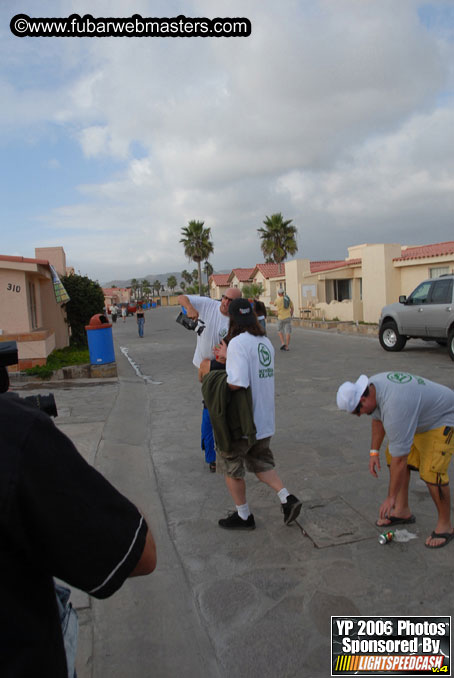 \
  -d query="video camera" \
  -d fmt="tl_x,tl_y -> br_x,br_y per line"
0,341 -> 58,417
176,311 -> 206,336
